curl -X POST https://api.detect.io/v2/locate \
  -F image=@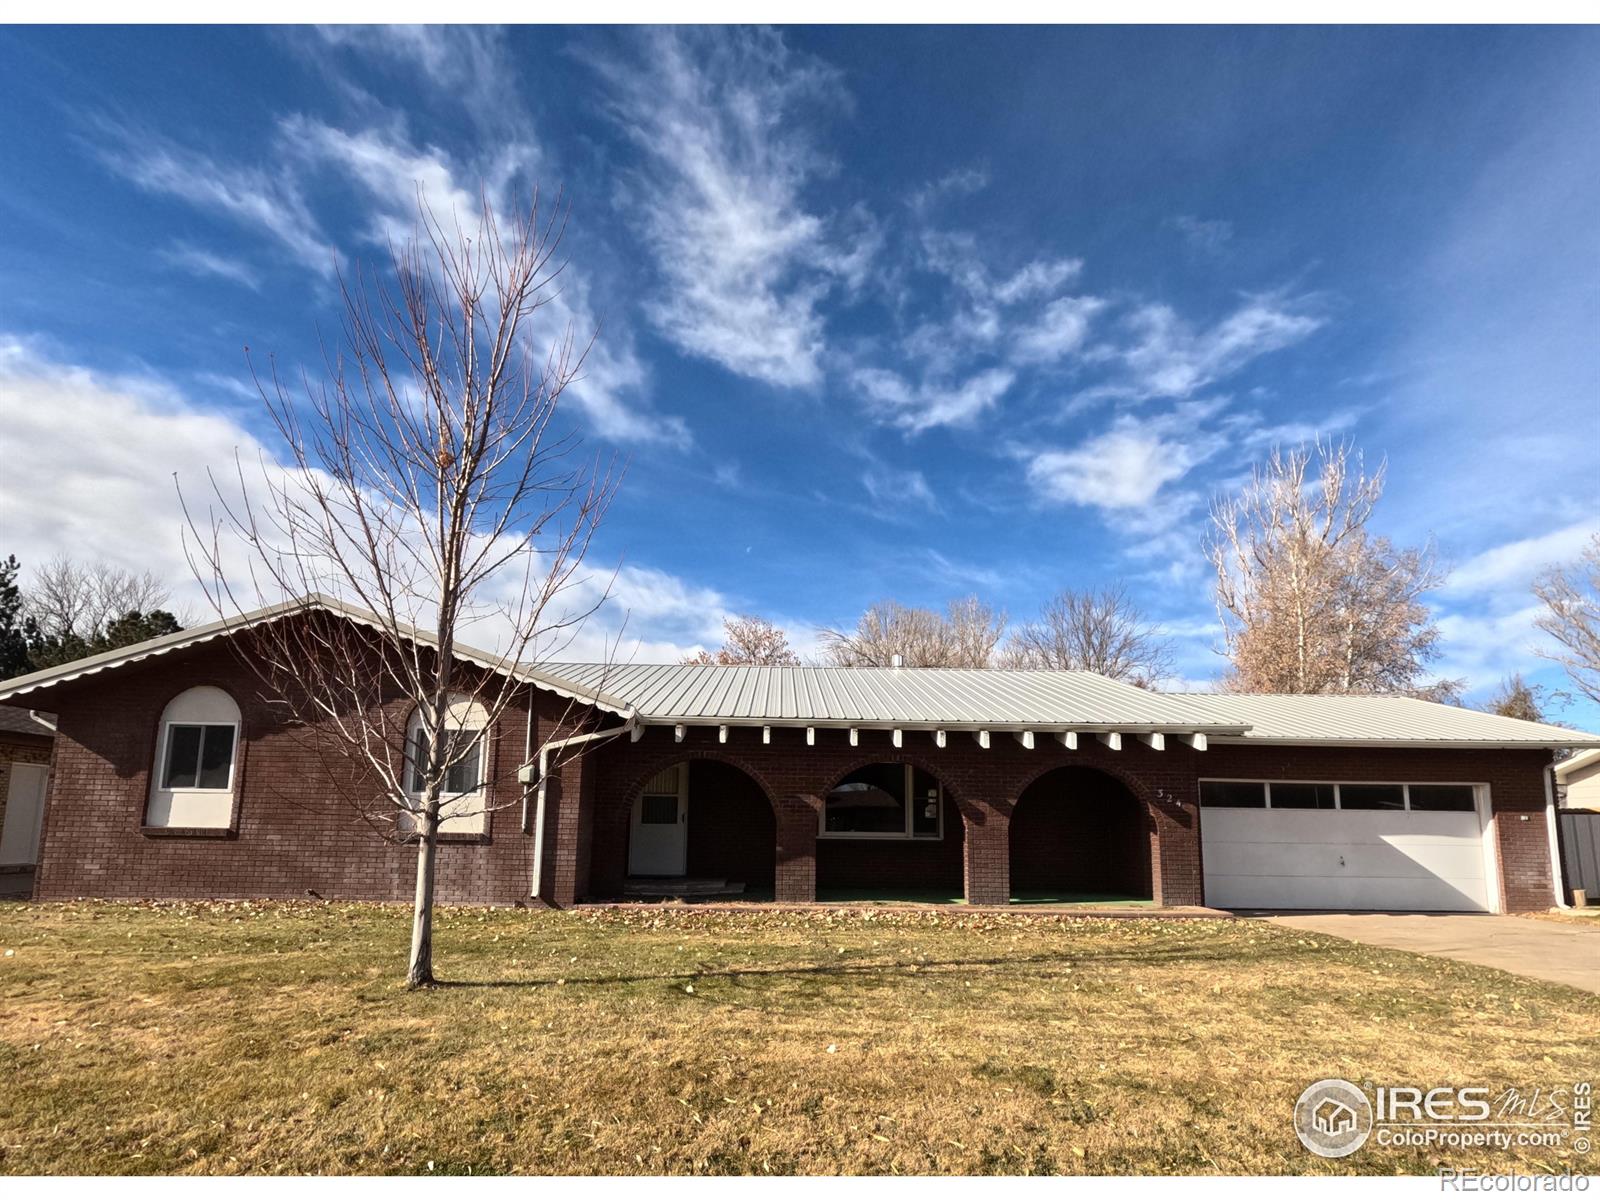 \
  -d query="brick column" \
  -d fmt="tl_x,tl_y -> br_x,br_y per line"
535,753 -> 597,906
774,794 -> 818,903
963,806 -> 1010,906
1149,792 -> 1203,907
